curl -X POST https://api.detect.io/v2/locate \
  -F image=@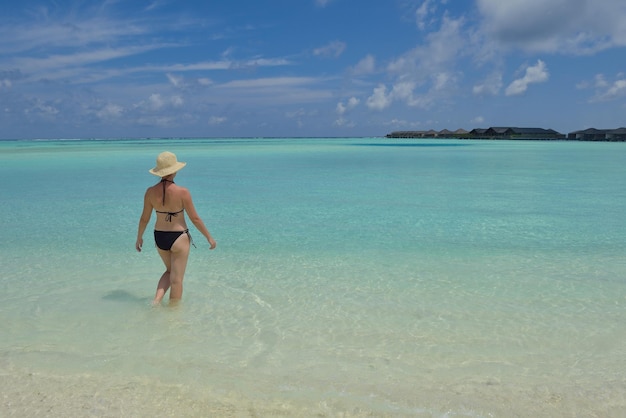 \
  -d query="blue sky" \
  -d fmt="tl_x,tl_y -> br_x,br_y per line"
1,0 -> 626,139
